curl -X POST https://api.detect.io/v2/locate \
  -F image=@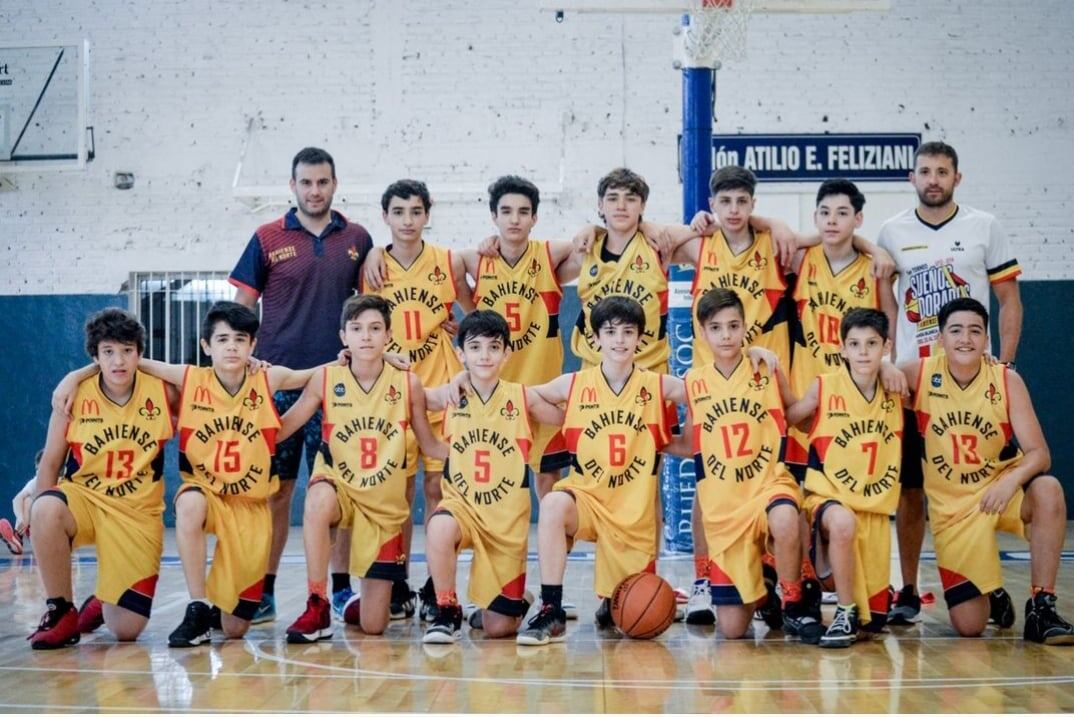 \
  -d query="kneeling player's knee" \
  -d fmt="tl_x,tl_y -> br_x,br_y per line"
304,482 -> 336,519
1029,475 -> 1065,516
30,494 -> 67,525
825,509 -> 856,544
425,514 -> 457,542
361,616 -> 388,636
539,491 -> 573,521
110,623 -> 145,642
174,491 -> 206,527
768,507 -> 800,544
